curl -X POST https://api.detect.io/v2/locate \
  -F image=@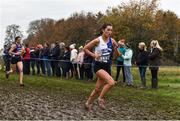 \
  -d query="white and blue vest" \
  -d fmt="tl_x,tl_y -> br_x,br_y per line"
95,36 -> 113,63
